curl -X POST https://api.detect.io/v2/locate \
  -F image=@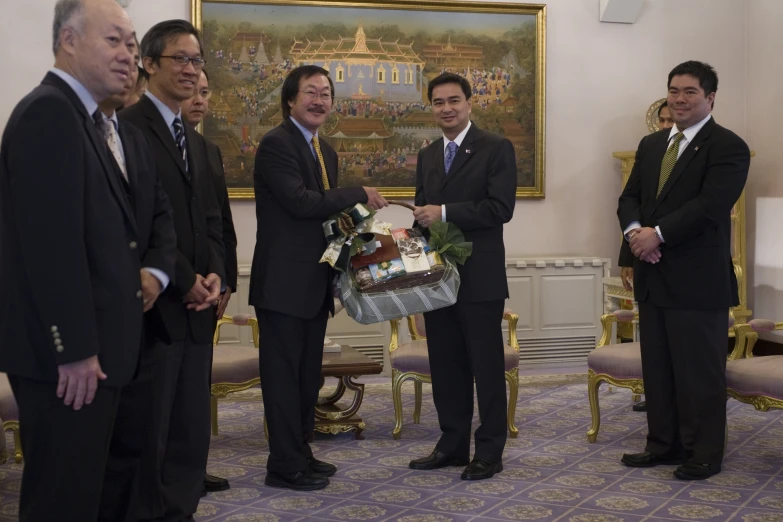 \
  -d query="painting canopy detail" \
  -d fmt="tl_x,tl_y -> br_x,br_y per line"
193,0 -> 546,199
